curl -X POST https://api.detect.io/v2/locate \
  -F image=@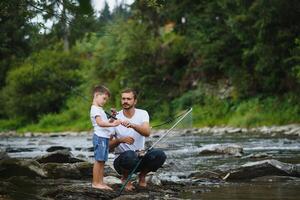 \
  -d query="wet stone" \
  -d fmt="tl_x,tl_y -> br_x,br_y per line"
46,146 -> 72,152
35,150 -> 85,164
